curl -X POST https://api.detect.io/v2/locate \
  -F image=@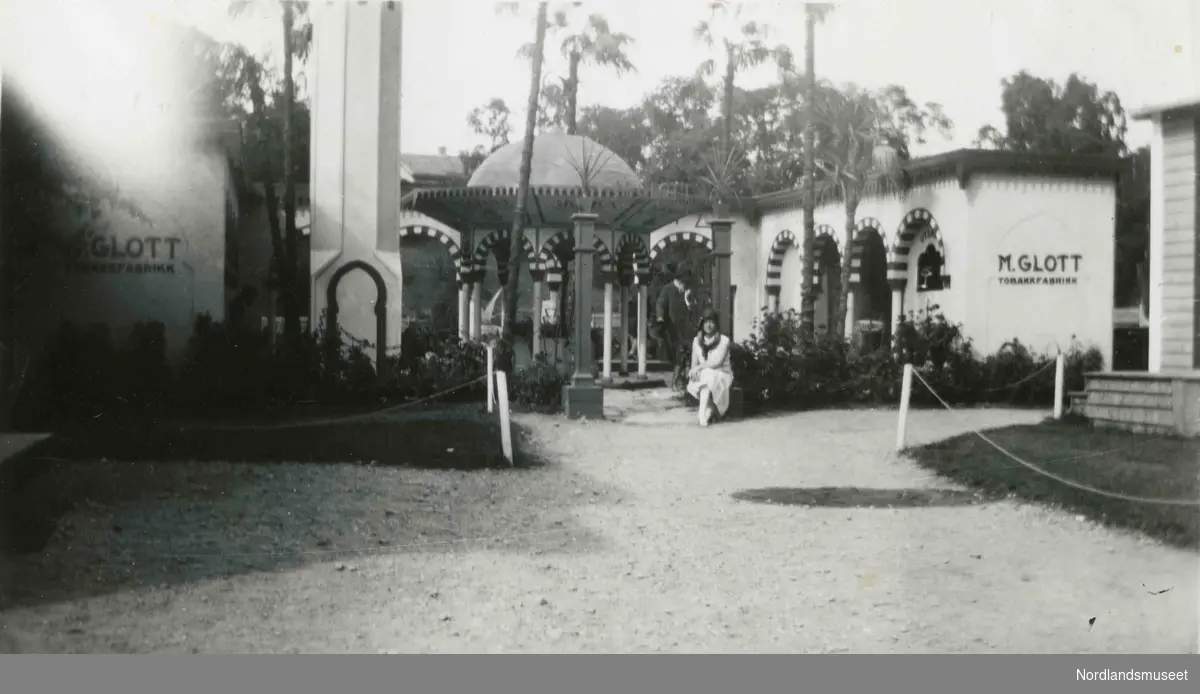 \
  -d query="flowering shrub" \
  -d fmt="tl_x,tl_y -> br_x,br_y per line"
733,306 -> 1104,413
509,356 -> 568,412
